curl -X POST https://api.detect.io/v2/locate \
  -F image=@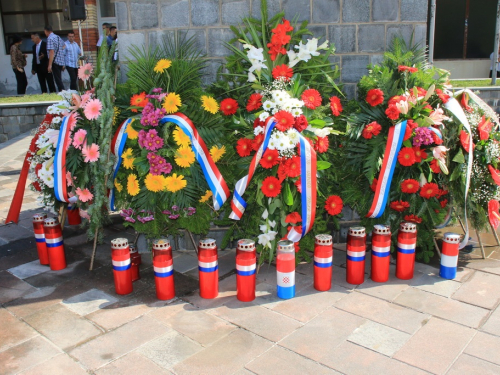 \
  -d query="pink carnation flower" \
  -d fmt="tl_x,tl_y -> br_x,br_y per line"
82,143 -> 100,163
78,63 -> 93,82
76,187 -> 93,203
72,129 -> 87,149
84,99 -> 102,120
